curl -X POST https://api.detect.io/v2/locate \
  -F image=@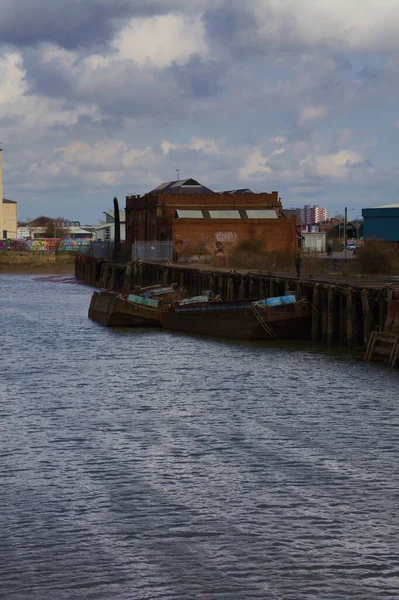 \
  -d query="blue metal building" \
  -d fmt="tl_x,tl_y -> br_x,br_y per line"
362,203 -> 399,241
